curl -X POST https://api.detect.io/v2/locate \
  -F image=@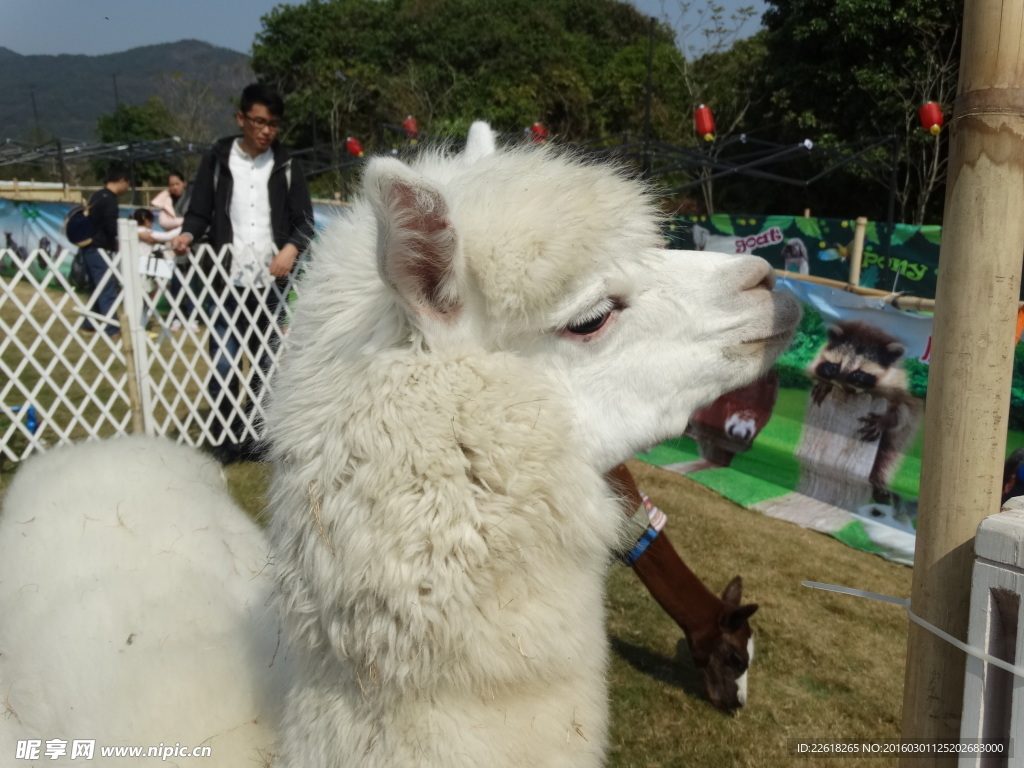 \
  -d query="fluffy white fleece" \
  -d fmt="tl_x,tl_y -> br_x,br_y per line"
263,125 -> 798,766
260,139 -> 667,767
0,437 -> 285,767
267,349 -> 622,767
